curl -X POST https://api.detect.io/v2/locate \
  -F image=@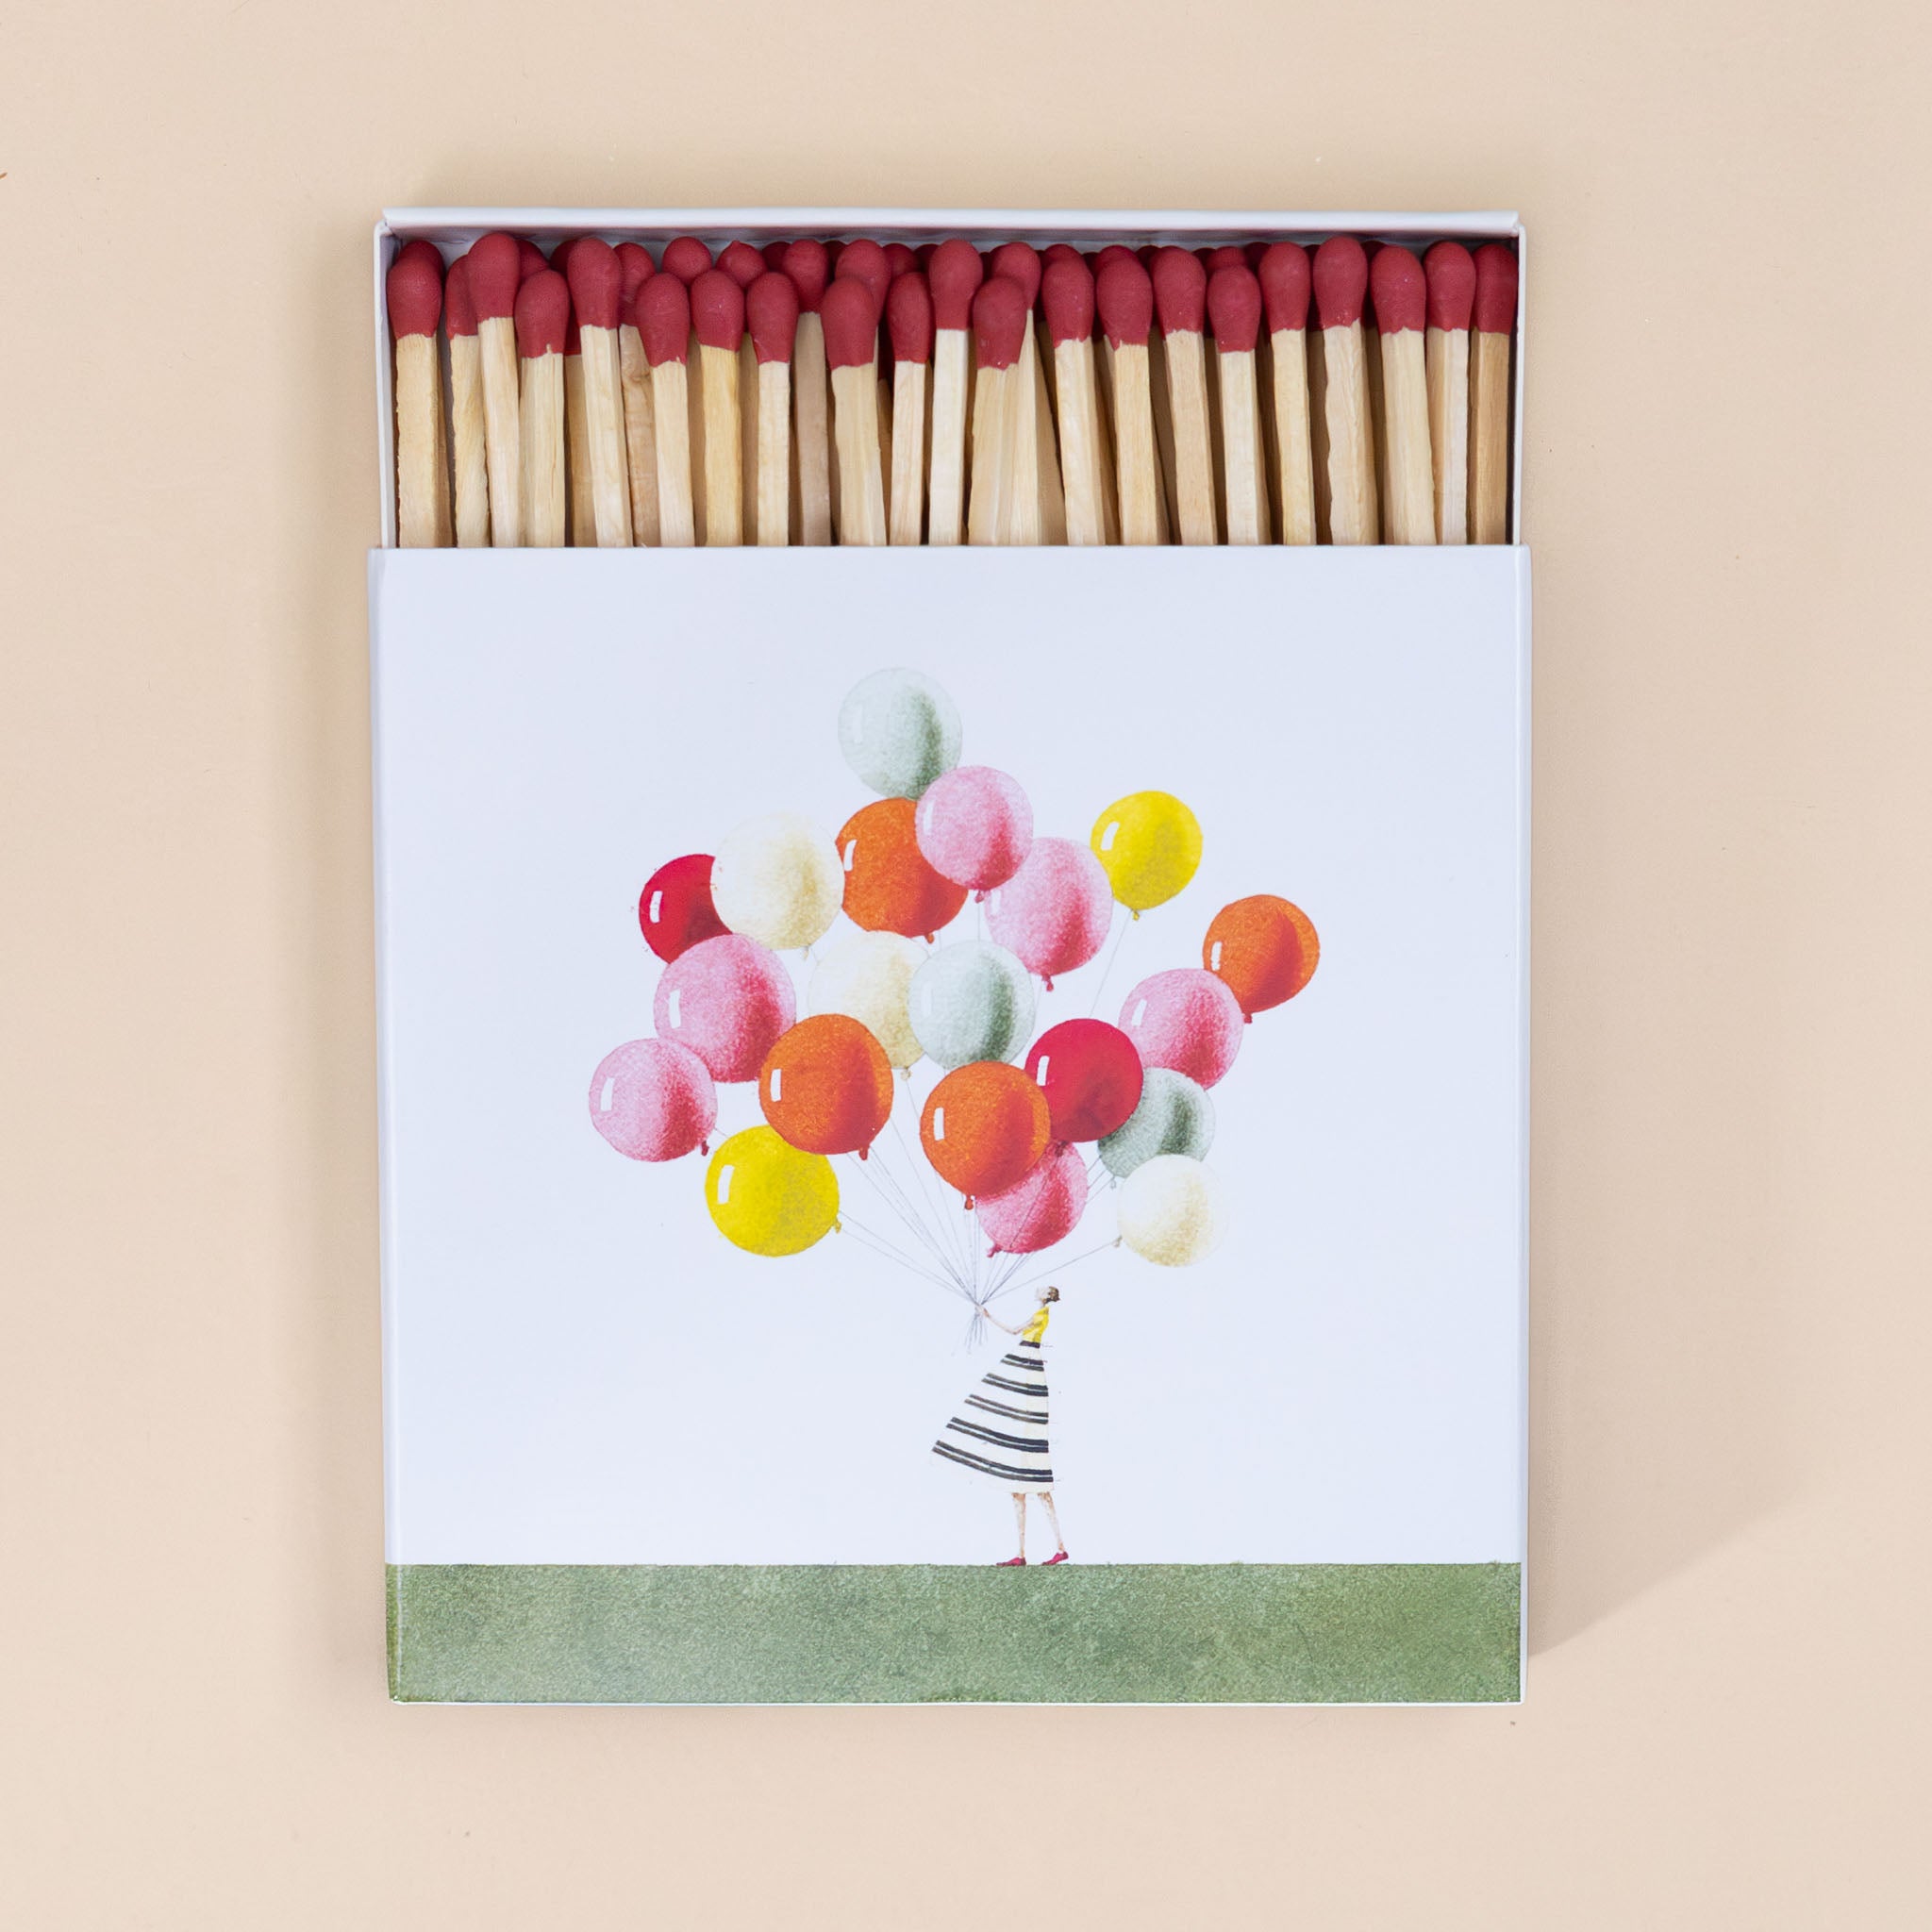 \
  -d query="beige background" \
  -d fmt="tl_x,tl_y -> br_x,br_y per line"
4,1 -> 1927,1923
